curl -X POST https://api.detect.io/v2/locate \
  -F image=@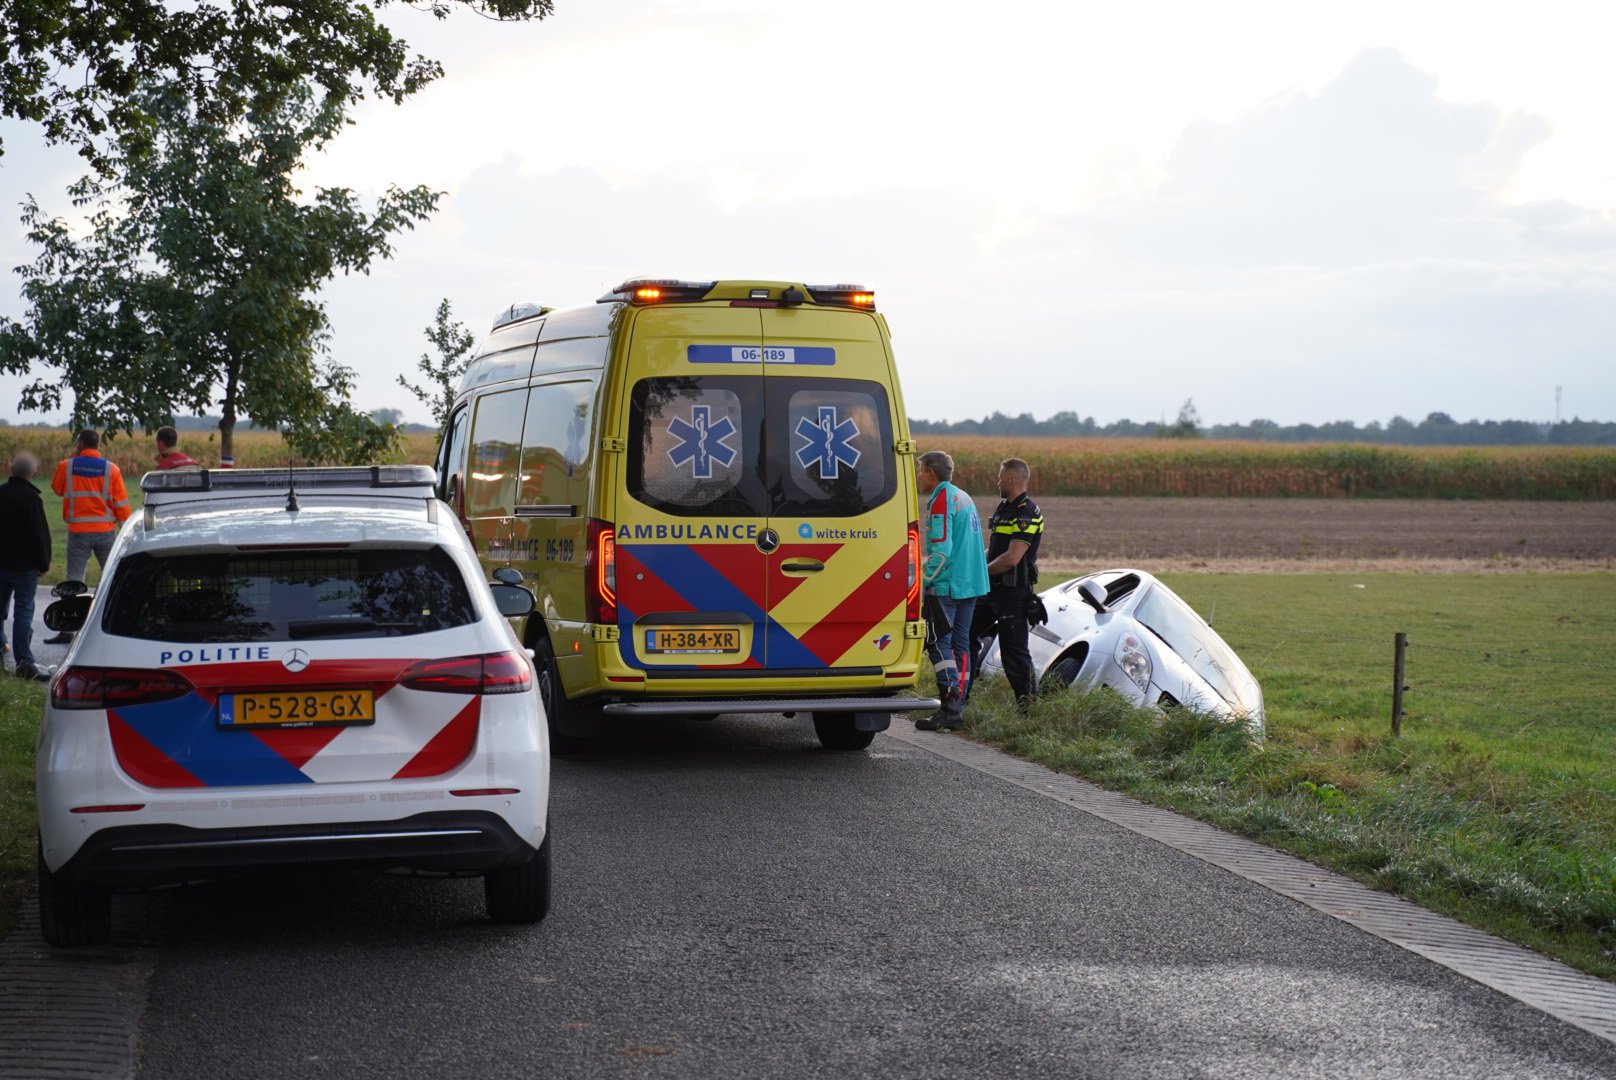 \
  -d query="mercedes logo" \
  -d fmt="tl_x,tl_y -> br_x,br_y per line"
281,647 -> 311,673
756,528 -> 780,554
